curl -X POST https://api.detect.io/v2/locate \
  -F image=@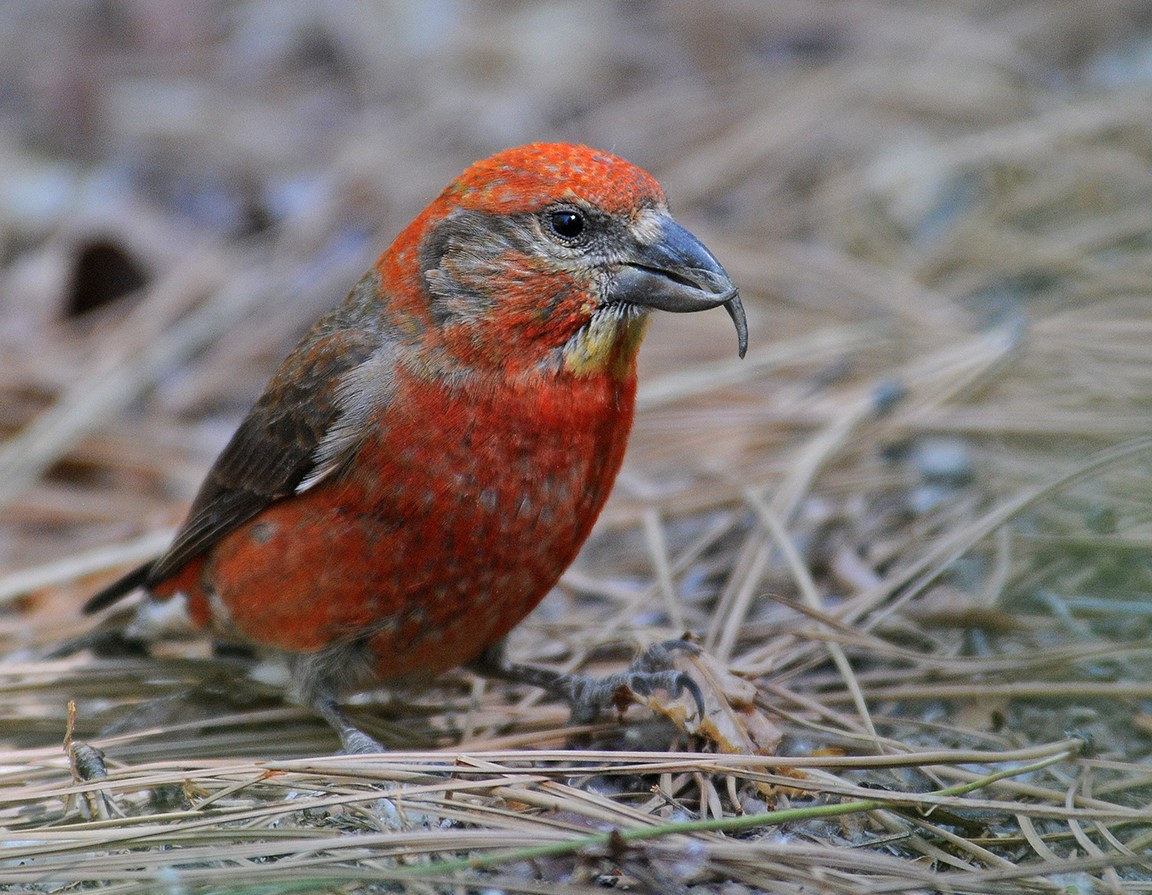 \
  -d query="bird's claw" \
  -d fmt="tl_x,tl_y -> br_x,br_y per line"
478,639 -> 706,725
559,665 -> 706,726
